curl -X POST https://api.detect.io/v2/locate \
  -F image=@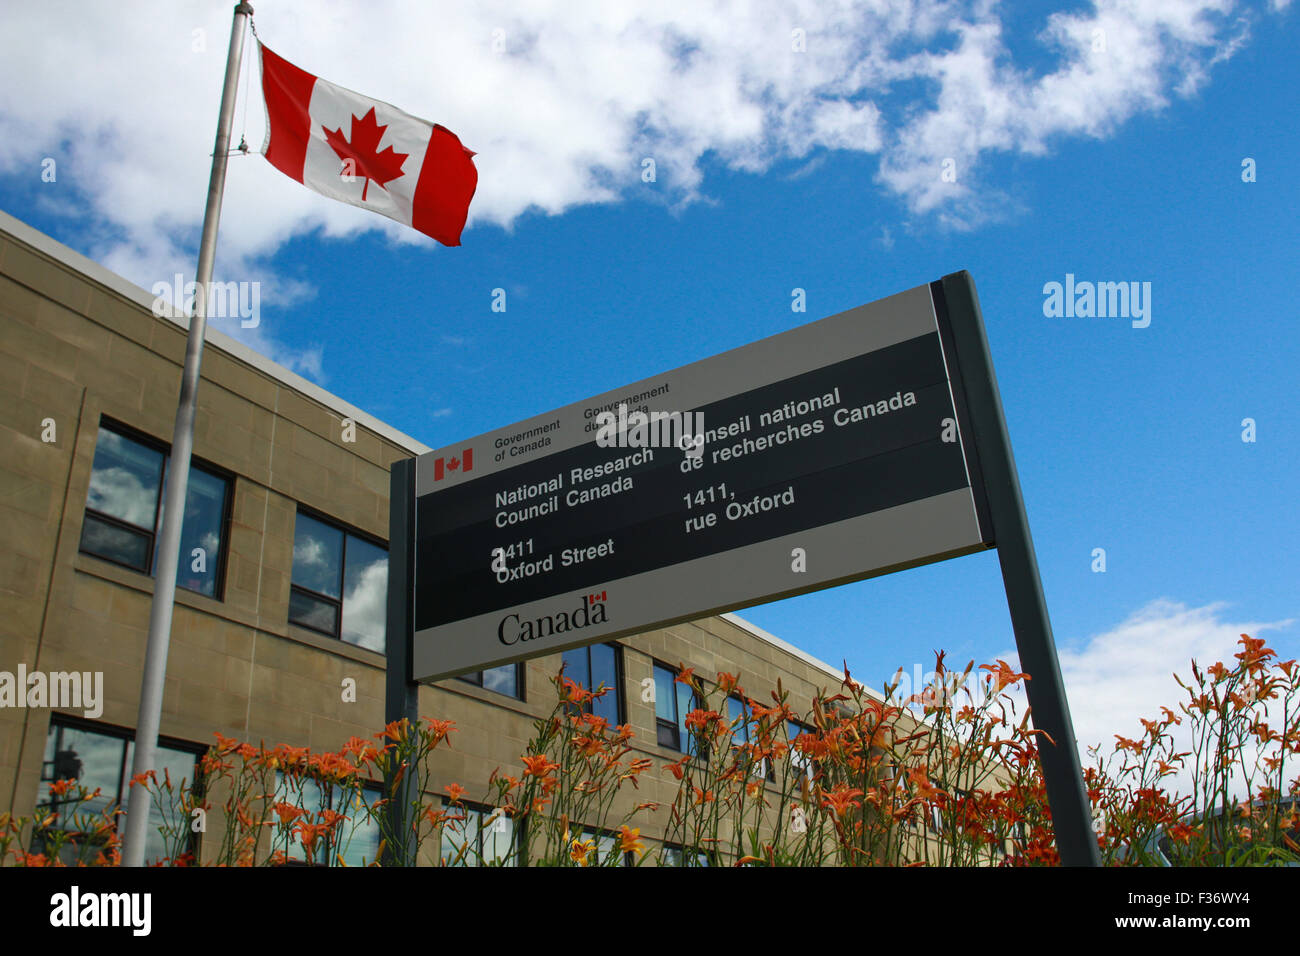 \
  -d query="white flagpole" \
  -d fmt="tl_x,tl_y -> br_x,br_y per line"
122,1 -> 255,867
